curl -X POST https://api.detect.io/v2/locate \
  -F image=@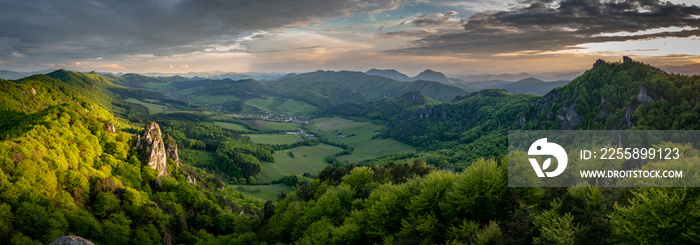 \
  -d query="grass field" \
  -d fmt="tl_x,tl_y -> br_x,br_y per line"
241,119 -> 299,131
243,134 -> 303,145
215,122 -> 252,131
229,184 -> 294,201
257,144 -> 342,183
312,117 -> 416,163
275,99 -> 318,115
245,97 -> 276,111
125,98 -> 168,114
